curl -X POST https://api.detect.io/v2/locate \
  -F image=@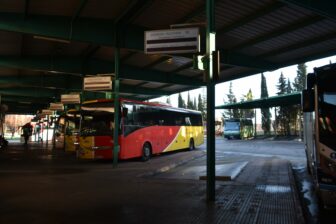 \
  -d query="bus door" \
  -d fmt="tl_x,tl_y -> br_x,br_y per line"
54,116 -> 66,150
